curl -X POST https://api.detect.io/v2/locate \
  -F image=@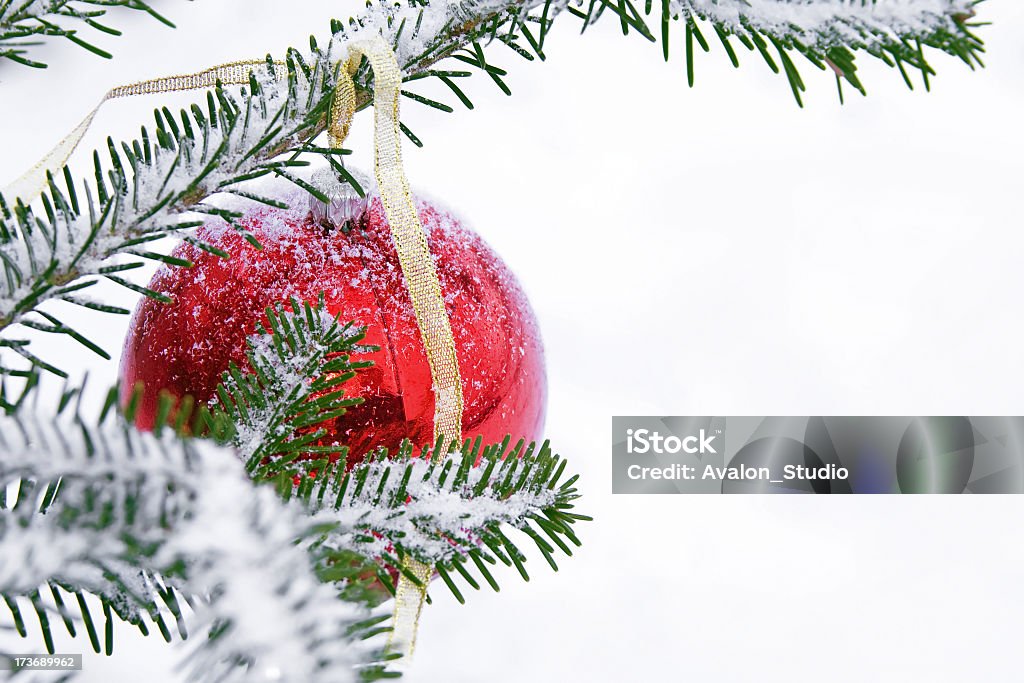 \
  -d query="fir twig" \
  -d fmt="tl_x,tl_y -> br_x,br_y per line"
0,0 -> 182,70
204,296 -> 377,475
0,409 -> 391,681
305,437 -> 589,606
